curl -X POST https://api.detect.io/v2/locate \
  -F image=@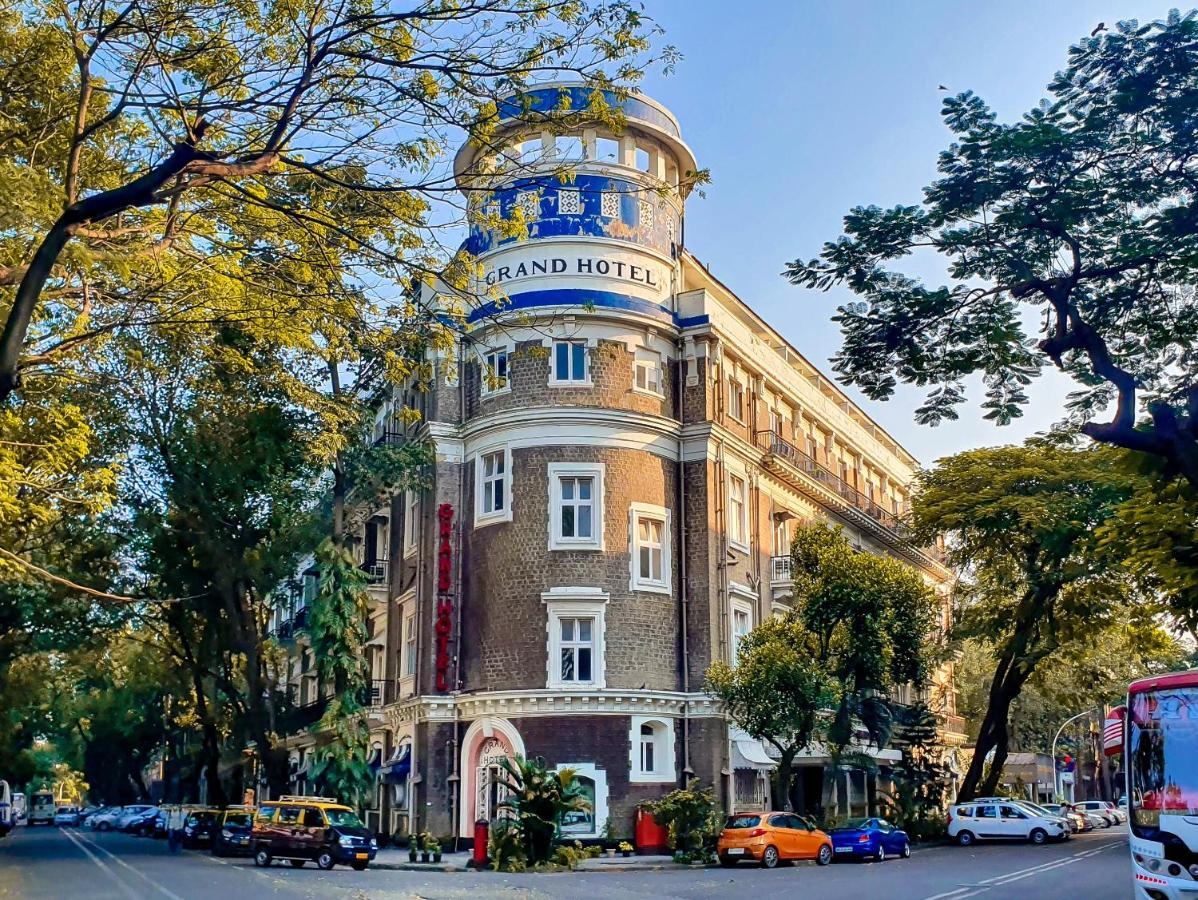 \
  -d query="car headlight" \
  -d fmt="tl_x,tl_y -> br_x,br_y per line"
221,829 -> 232,839
339,836 -> 355,848
370,838 -> 378,848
